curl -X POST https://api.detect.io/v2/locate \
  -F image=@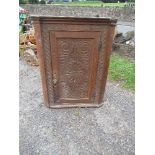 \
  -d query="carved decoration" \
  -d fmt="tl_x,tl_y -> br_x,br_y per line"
57,38 -> 91,99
